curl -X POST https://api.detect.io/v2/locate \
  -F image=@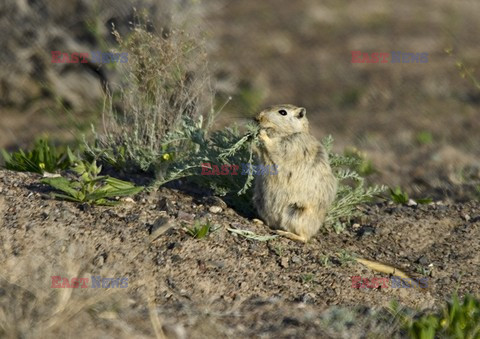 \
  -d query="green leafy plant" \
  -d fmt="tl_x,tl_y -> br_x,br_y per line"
41,160 -> 143,206
403,294 -> 480,339
1,139 -> 76,174
390,187 -> 409,204
390,187 -> 432,205
185,219 -> 217,239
